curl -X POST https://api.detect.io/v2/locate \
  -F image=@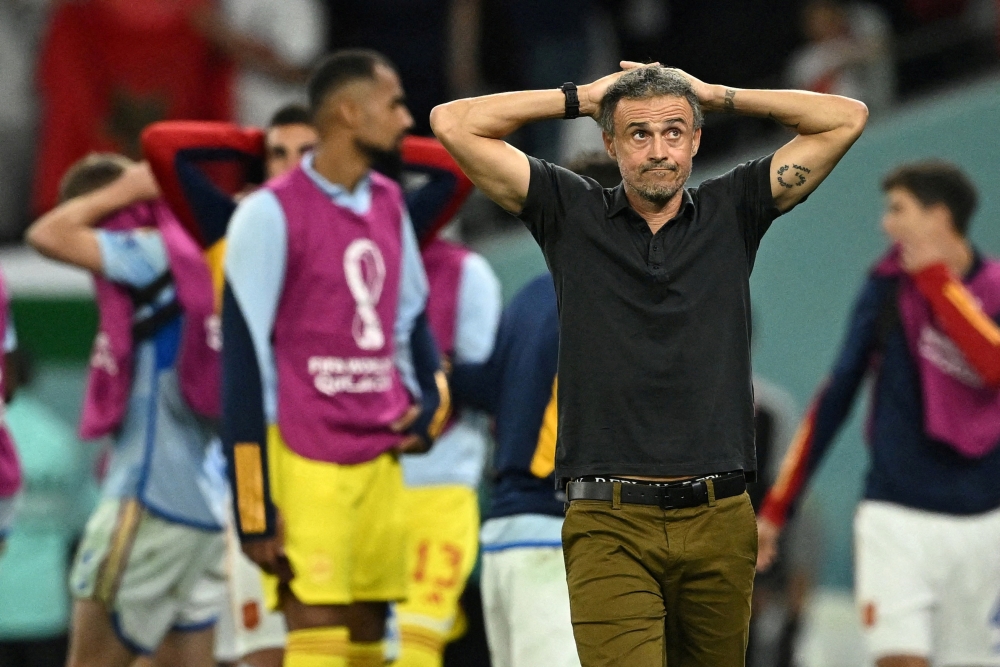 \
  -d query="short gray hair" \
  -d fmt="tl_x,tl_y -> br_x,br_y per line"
598,67 -> 704,135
